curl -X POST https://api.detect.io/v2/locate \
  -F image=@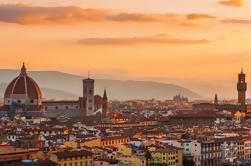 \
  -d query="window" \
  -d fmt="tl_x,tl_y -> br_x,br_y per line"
70,157 -> 72,161
85,161 -> 88,166
64,164 -> 67,166
18,100 -> 21,103
90,161 -> 92,166
59,158 -> 62,161
30,99 -> 34,103
70,163 -> 72,166
75,162 -> 78,166
64,157 -> 67,161
55,106 -> 58,110
66,106 -> 69,110
80,162 -> 83,166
